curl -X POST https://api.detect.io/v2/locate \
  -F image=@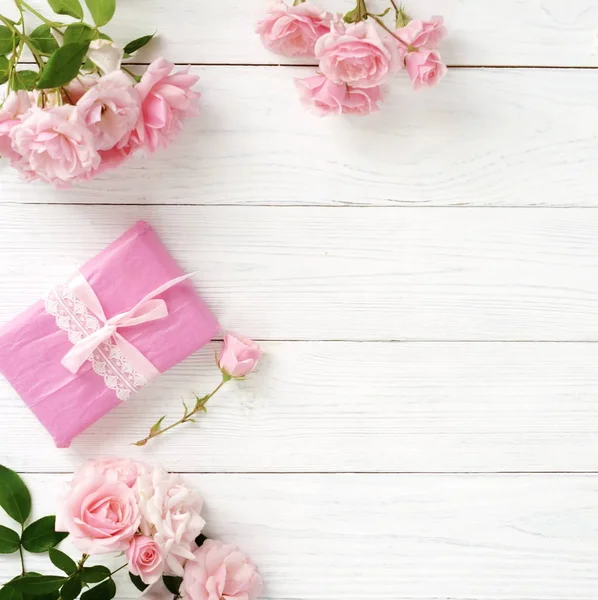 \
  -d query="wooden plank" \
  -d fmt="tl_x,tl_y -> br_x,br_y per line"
1,341 -> 598,473
0,474 -> 596,599
12,0 -> 598,67
0,205 -> 597,341
3,68 -> 598,207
